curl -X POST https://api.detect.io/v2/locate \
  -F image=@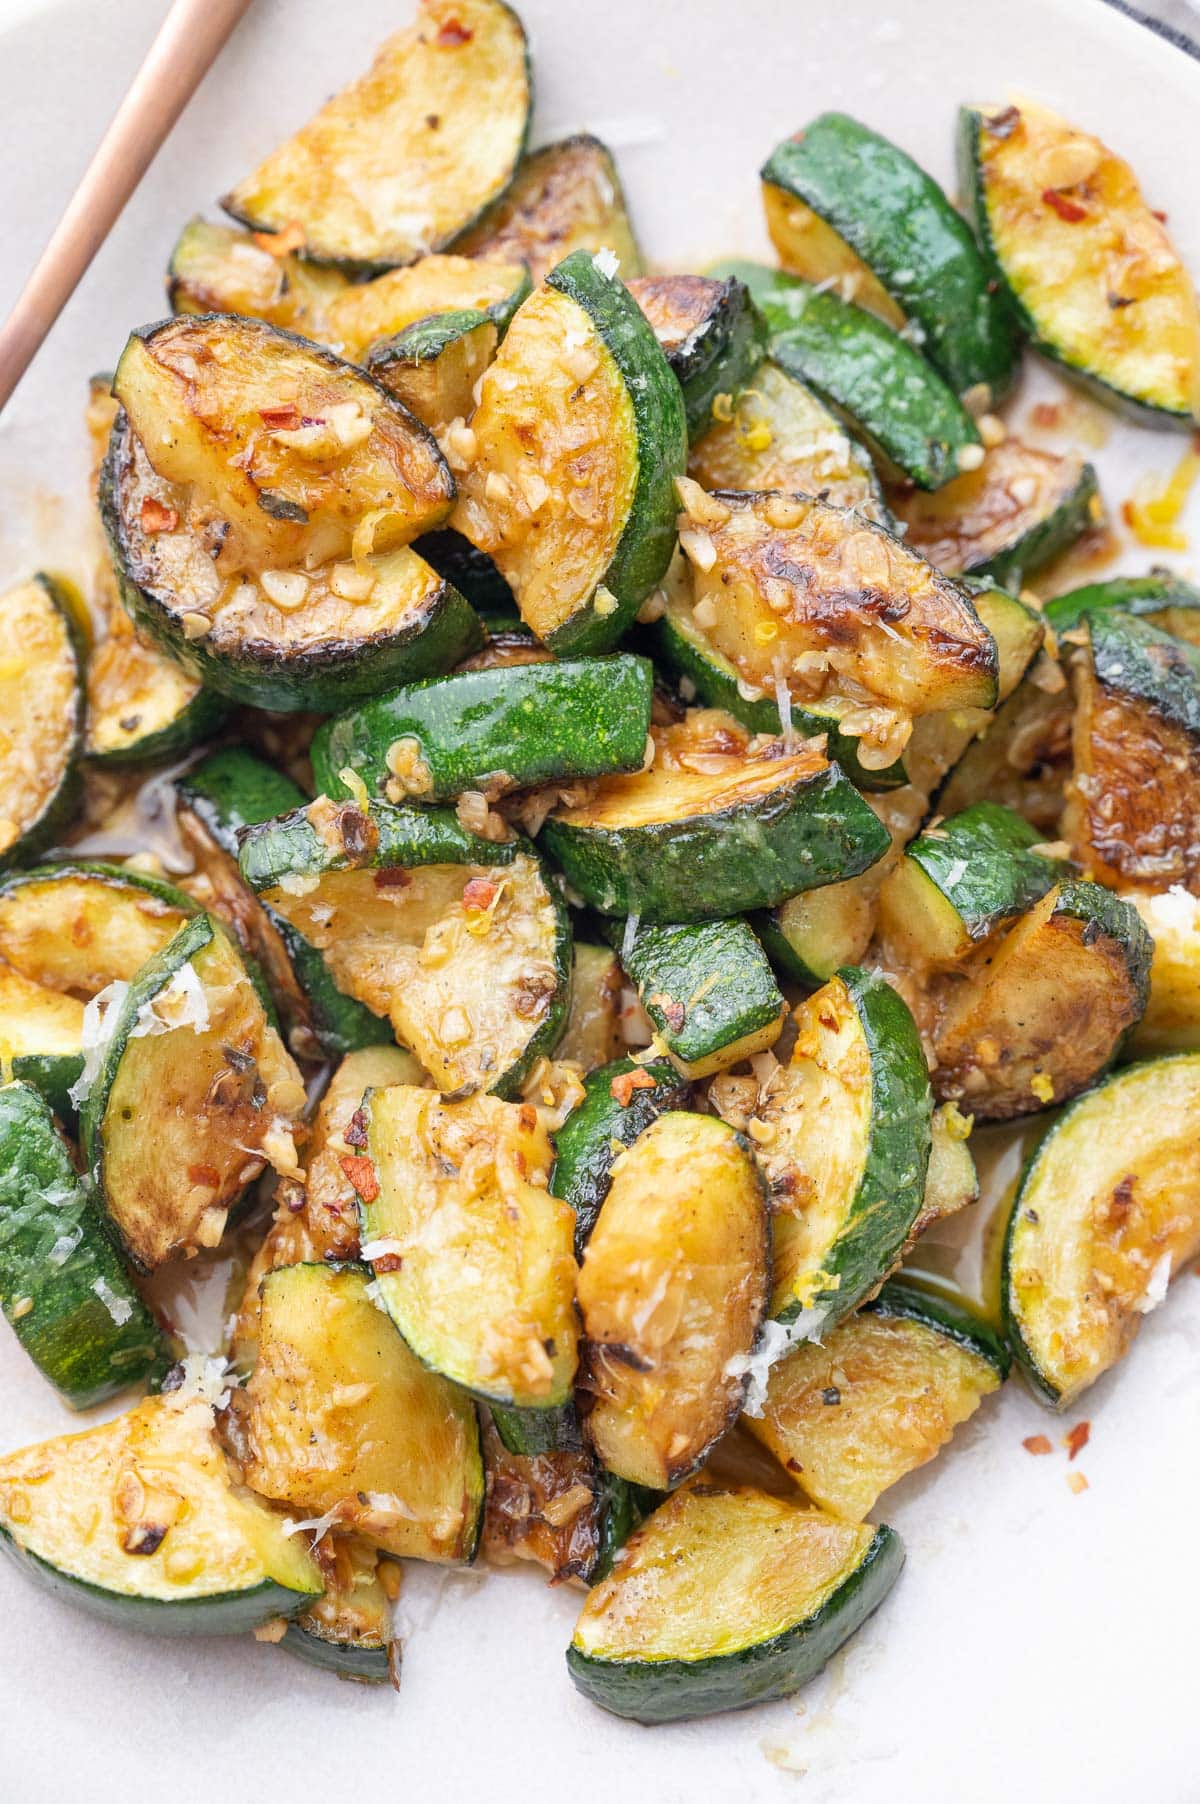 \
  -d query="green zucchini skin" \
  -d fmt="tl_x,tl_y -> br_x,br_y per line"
175,745 -> 309,853
281,1619 -> 391,1684
0,1529 -> 318,1638
630,275 -> 768,439
311,654 -> 655,803
1044,570 -> 1200,638
903,802 -> 1069,944
762,113 -> 1017,398
566,1520 -> 903,1724
0,1081 -> 164,1408
651,604 -> 905,791
866,1278 -> 1011,1380
412,528 -> 516,619
491,1401 -> 582,1458
968,462 -> 1098,590
549,1057 -> 689,1252
709,260 -> 980,490
588,1478 -> 660,1586
778,966 -> 933,1326
0,575 -> 86,873
1088,609 -> 1200,733
541,761 -> 889,924
603,917 -> 784,1077
542,250 -> 688,654
1053,878 -> 1153,1024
